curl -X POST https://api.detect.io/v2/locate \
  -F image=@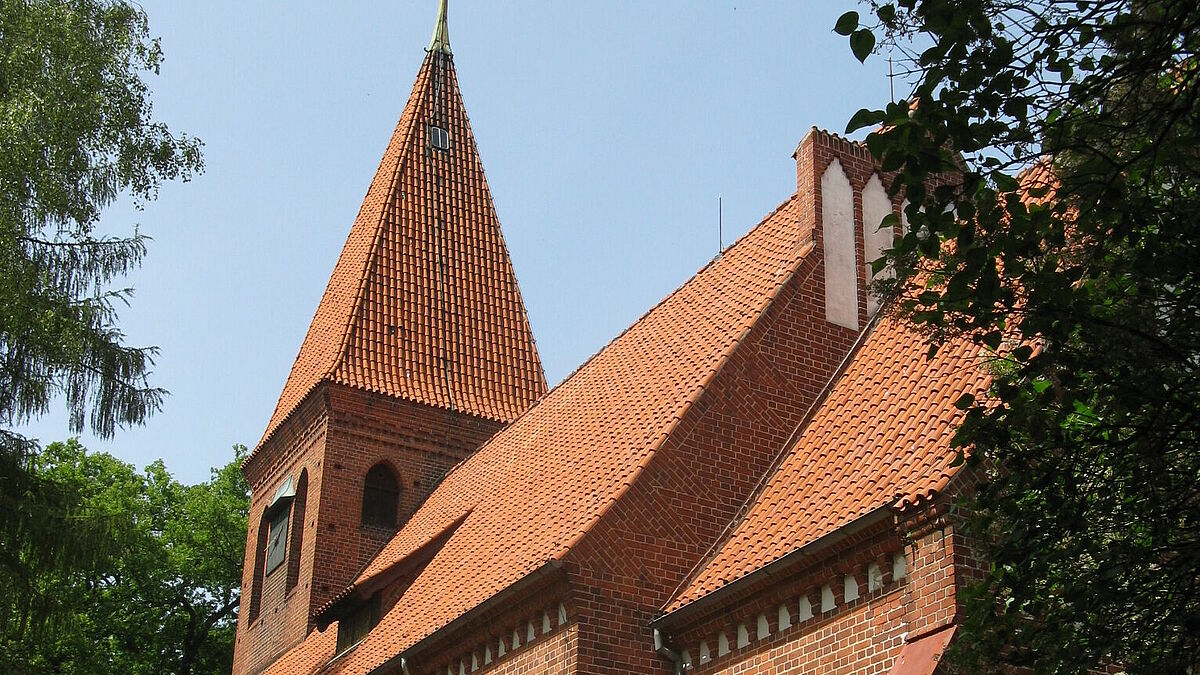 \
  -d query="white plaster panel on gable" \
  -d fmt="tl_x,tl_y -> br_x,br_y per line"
511,628 -> 520,650
526,620 -> 536,642
736,623 -> 749,648
844,574 -> 860,602
862,173 -> 894,316
821,584 -> 836,612
868,562 -> 884,591
700,641 -> 711,663
798,595 -> 813,621
681,649 -> 692,668
901,199 -> 911,234
542,611 -> 551,634
458,659 -> 465,675
778,604 -> 792,630
557,603 -> 567,626
822,158 -> 858,329
497,637 -> 505,658
470,653 -> 478,672
484,645 -> 492,665
756,613 -> 770,639
894,552 -> 908,580
718,631 -> 730,656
